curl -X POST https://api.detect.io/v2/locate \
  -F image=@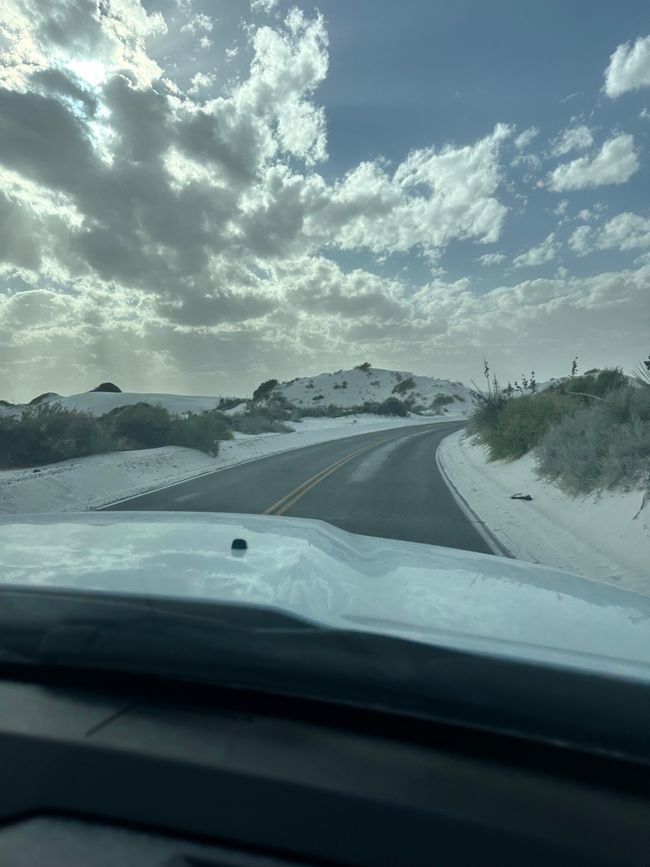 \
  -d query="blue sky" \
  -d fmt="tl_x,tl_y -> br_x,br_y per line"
1,0 -> 649,398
